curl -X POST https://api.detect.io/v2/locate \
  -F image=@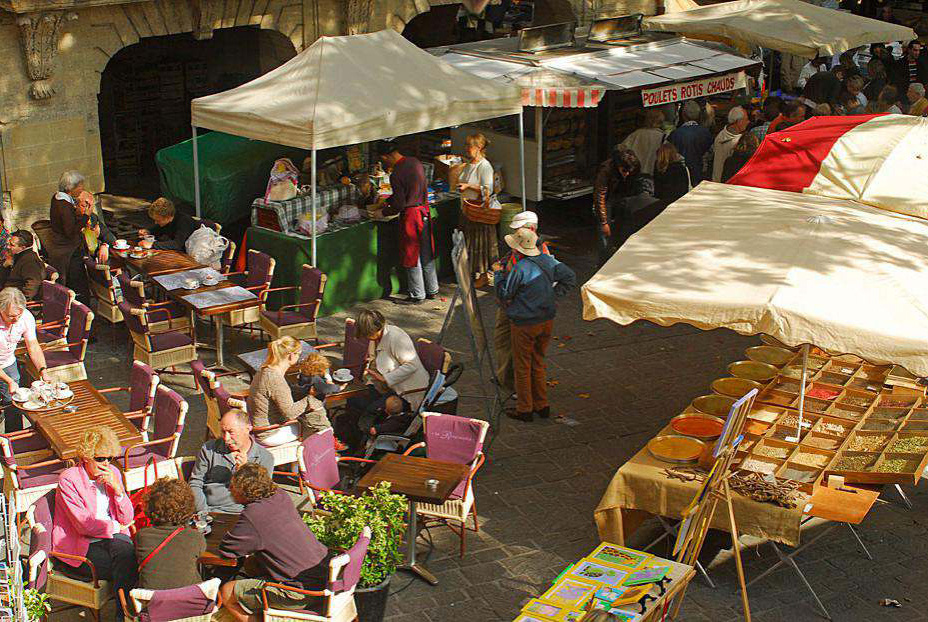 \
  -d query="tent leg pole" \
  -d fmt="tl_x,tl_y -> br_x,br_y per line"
518,110 -> 527,212
192,126 -> 201,218
311,147 -> 317,266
